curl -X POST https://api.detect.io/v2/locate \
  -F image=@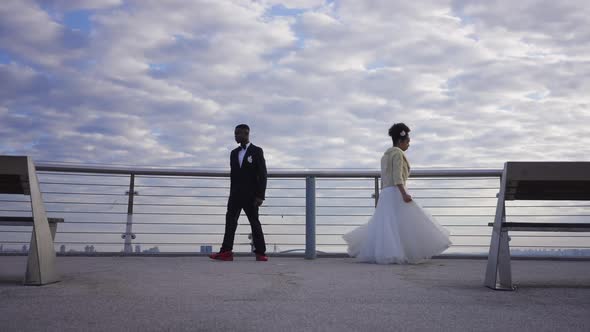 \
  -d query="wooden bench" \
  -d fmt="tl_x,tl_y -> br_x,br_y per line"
0,156 -> 60,285
484,161 -> 590,290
